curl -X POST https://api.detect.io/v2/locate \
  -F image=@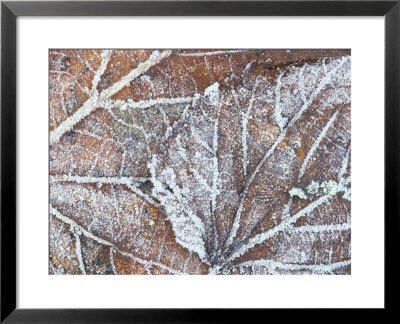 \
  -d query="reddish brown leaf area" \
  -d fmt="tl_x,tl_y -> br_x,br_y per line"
49,49 -> 351,275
